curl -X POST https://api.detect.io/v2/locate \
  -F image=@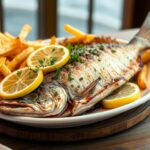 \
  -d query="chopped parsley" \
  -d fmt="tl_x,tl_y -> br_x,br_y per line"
52,68 -> 61,80
17,70 -> 22,76
77,85 -> 80,88
68,73 -> 74,81
67,43 -> 73,53
111,49 -> 116,53
48,57 -> 57,66
89,49 -> 97,55
98,44 -> 104,50
52,48 -> 56,52
28,67 -> 39,74
70,52 -> 80,62
38,59 -> 45,67
79,77 -> 83,81
53,91 -> 58,97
